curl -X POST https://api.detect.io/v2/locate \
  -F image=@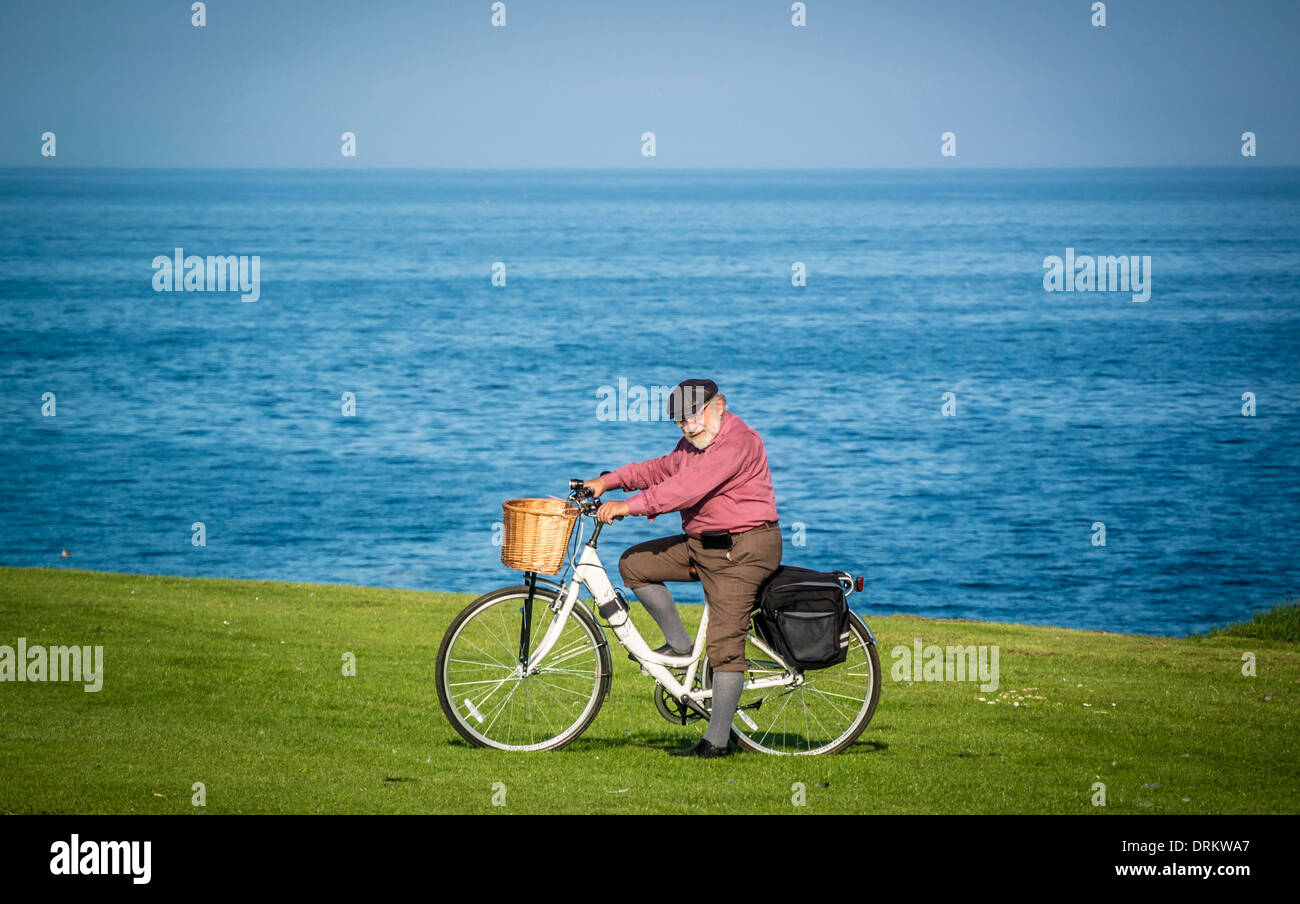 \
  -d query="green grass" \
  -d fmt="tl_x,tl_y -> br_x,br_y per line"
1208,598 -> 1300,643
1,566 -> 1297,814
